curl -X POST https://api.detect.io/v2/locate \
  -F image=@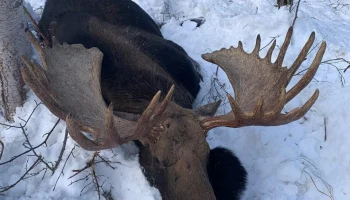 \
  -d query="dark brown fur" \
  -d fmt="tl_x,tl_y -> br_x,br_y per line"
39,0 -> 202,113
